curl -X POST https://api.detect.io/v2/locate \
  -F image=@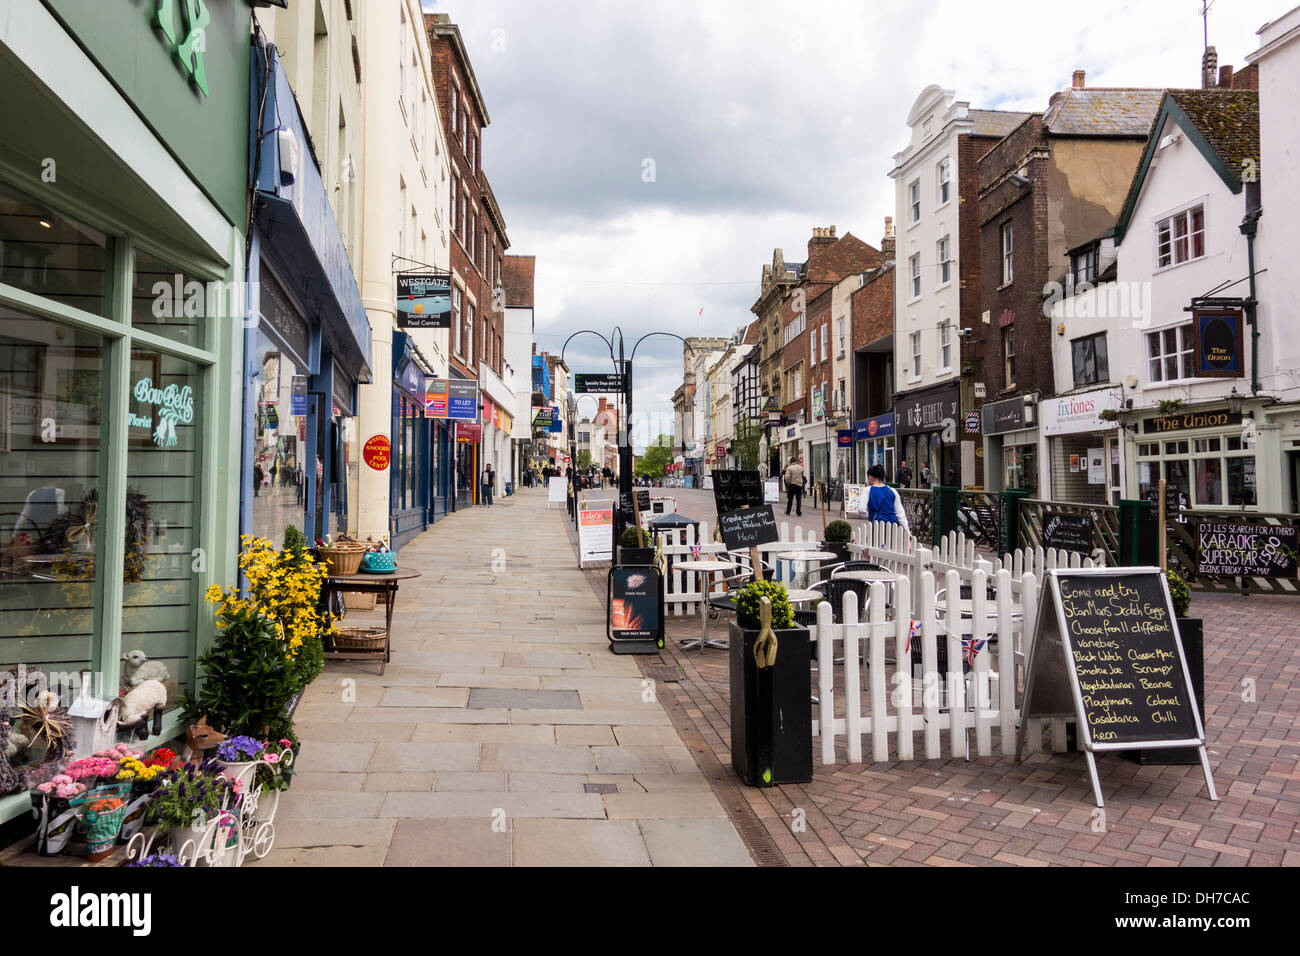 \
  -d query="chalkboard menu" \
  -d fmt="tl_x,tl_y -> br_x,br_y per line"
1017,567 -> 1217,807
712,470 -> 764,513
1198,521 -> 1297,577
618,489 -> 652,524
1043,512 -> 1093,555
719,506 -> 779,551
